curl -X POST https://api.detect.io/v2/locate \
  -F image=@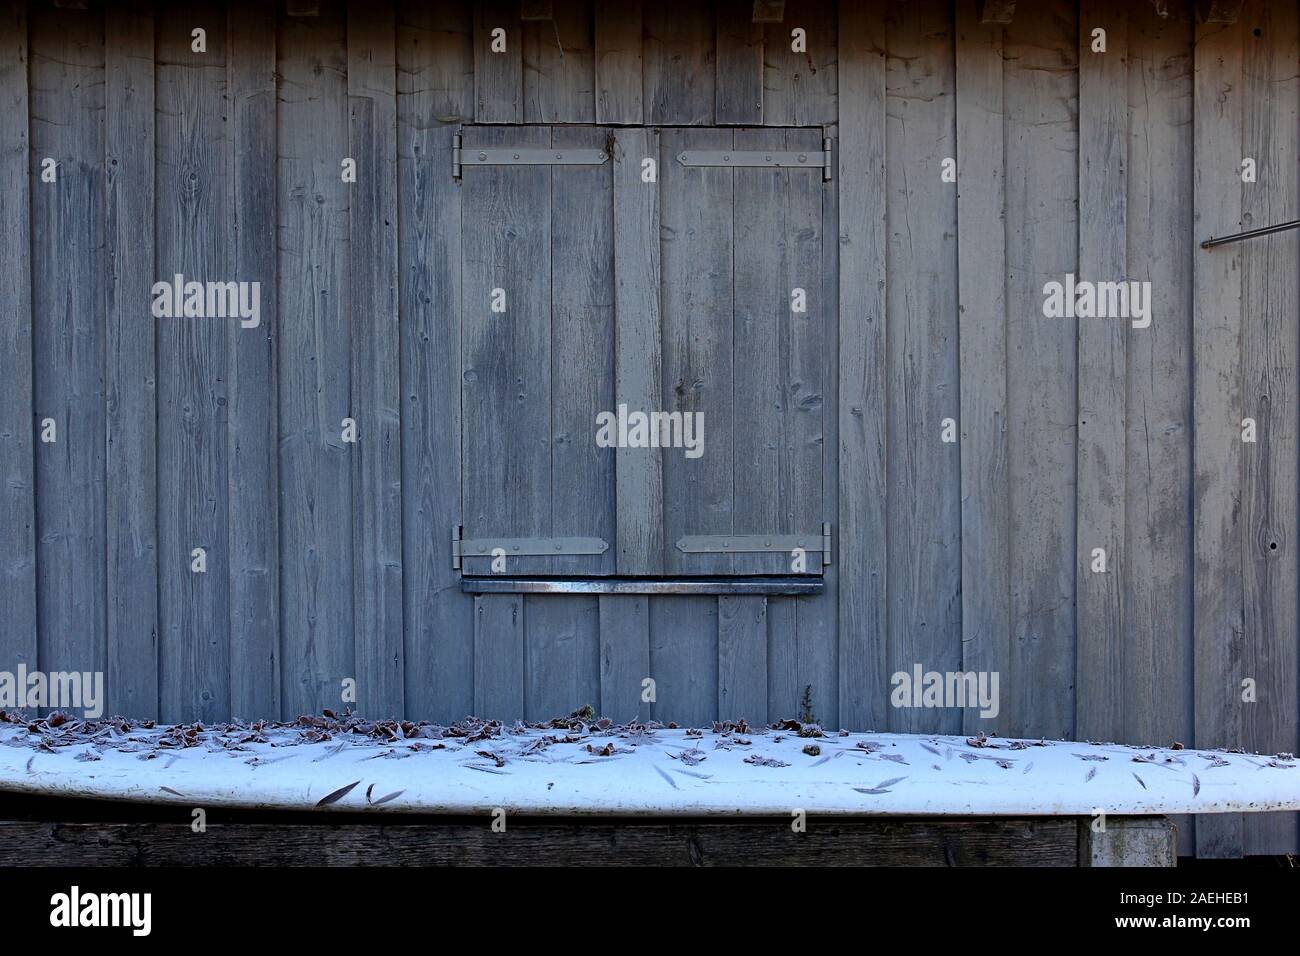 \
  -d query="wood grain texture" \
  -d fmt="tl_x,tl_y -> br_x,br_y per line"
659,127 -> 733,575
396,0 -> 473,722
458,125 -> 555,576
0,816 -> 1081,867
105,0 -> 157,719
761,0 -> 837,127
955,0 -> 1010,735
524,594 -> 600,720
474,0 -> 522,123
594,0 -> 642,124
1238,0 -> 1298,856
644,0 -> 715,125
0,0 -> 37,680
1003,0 -> 1078,740
836,1 -> 888,730
550,124 -> 616,576
348,0 -> 404,717
1075,0 -> 1127,743
277,4 -> 354,718
227,0 -> 279,720
788,115 -> 841,731
718,595 -> 767,722
612,127 -> 664,575
649,594 -> 717,727
1192,12 -> 1244,858
473,593 -> 525,718
31,4 -> 108,692
524,0 -> 595,123
1123,0 -> 1195,857
715,0 -> 763,124
731,127 -> 826,576
884,0 -> 961,734
598,594 -> 651,721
